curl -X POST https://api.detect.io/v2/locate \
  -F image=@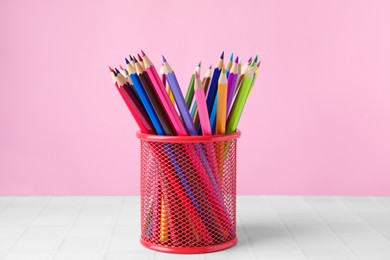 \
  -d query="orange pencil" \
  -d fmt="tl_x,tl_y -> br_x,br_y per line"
216,65 -> 227,135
